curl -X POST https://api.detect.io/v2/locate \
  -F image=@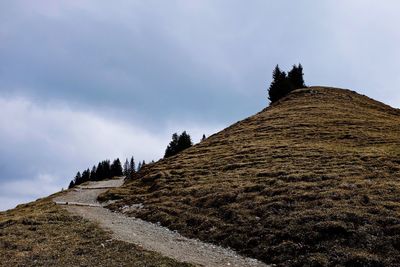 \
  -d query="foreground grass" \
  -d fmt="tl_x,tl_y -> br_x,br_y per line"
0,195 -> 192,267
101,87 -> 400,266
